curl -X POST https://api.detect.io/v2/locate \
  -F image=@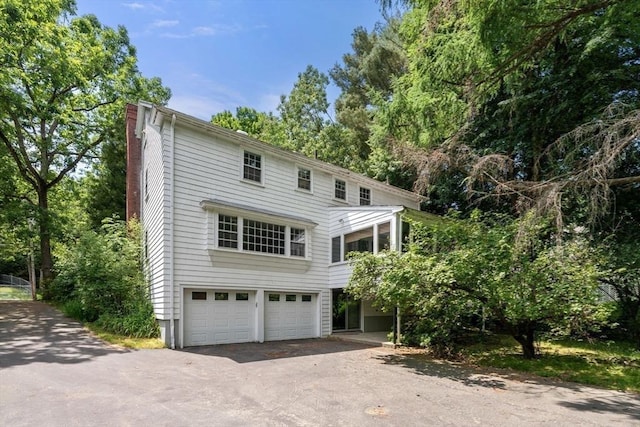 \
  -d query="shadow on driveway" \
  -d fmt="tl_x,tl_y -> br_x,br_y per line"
181,338 -> 377,363
376,351 -> 640,422
0,301 -> 128,369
